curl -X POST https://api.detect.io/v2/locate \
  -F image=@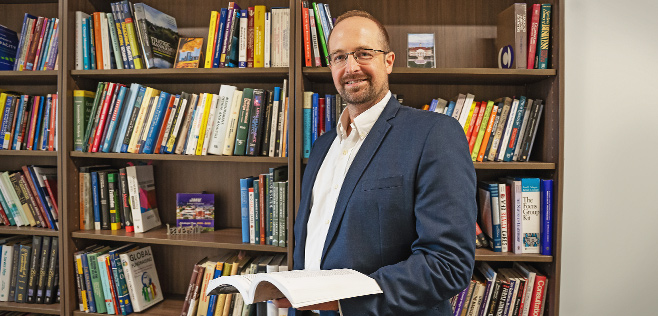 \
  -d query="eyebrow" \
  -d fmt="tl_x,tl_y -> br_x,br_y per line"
329,46 -> 374,55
